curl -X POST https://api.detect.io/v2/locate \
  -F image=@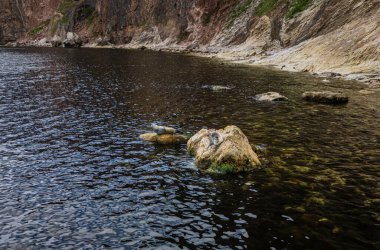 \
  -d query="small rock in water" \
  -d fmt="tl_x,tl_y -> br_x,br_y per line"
302,91 -> 348,104
253,92 -> 288,102
152,124 -> 176,135
140,133 -> 187,145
